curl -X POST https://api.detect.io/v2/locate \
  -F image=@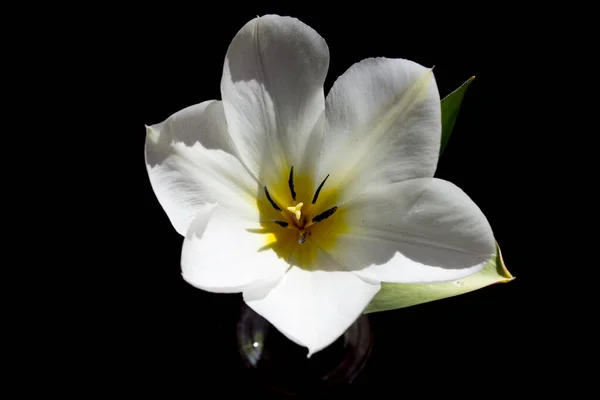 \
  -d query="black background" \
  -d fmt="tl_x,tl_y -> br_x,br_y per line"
118,6 -> 533,397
